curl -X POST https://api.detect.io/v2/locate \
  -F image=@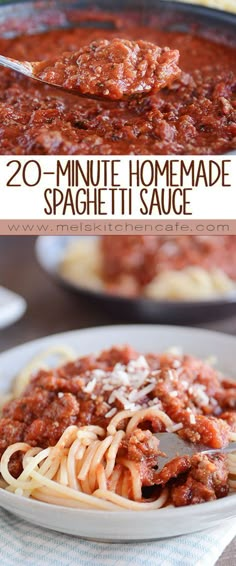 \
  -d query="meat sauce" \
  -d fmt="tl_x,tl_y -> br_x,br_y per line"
0,346 -> 235,506
34,39 -> 180,100
101,235 -> 236,292
0,12 -> 235,154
